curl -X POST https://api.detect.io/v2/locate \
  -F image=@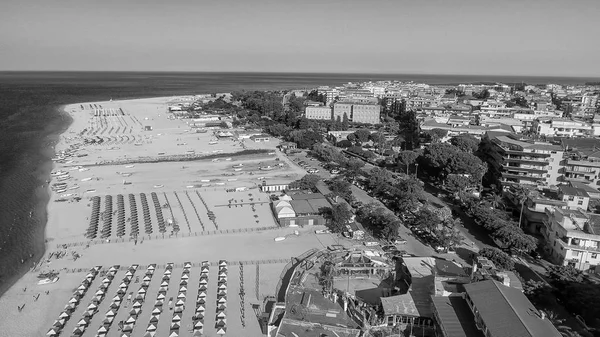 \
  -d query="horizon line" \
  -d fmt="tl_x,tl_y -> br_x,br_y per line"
1,70 -> 600,80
